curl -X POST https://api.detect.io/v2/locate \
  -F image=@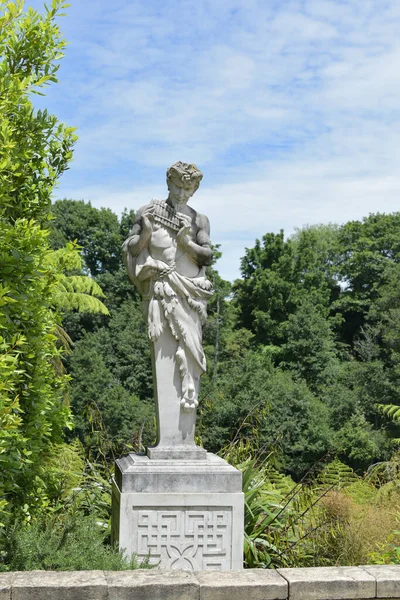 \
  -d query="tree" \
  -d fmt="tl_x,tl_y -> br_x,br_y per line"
50,199 -> 129,277
0,0 -> 76,523
68,299 -> 155,458
48,200 -> 153,457
336,213 -> 400,344
280,298 -> 338,391
49,199 -> 138,341
230,221 -> 398,471
234,225 -> 341,346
